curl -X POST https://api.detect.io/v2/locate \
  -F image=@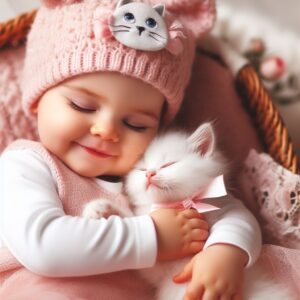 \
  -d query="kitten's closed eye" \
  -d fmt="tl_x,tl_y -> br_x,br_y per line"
136,161 -> 176,172
161,162 -> 176,168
